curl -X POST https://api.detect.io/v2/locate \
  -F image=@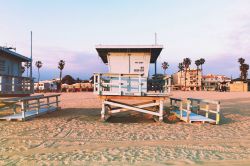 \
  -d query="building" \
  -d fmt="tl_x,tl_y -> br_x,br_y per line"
172,69 -> 201,91
203,74 -> 231,91
0,47 -> 33,96
34,79 -> 58,92
229,78 -> 250,92
95,45 -> 163,94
